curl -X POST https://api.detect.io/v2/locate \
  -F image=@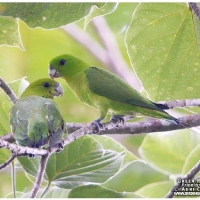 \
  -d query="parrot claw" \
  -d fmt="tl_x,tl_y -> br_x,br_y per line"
55,143 -> 64,153
28,154 -> 35,158
110,115 -> 125,124
91,120 -> 103,134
